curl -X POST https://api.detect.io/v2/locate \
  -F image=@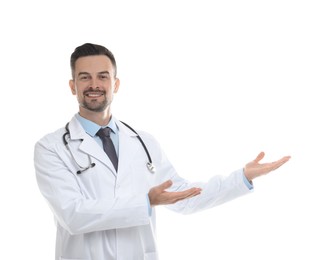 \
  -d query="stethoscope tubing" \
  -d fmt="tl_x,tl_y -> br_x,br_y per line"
119,121 -> 153,164
62,121 -> 156,174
